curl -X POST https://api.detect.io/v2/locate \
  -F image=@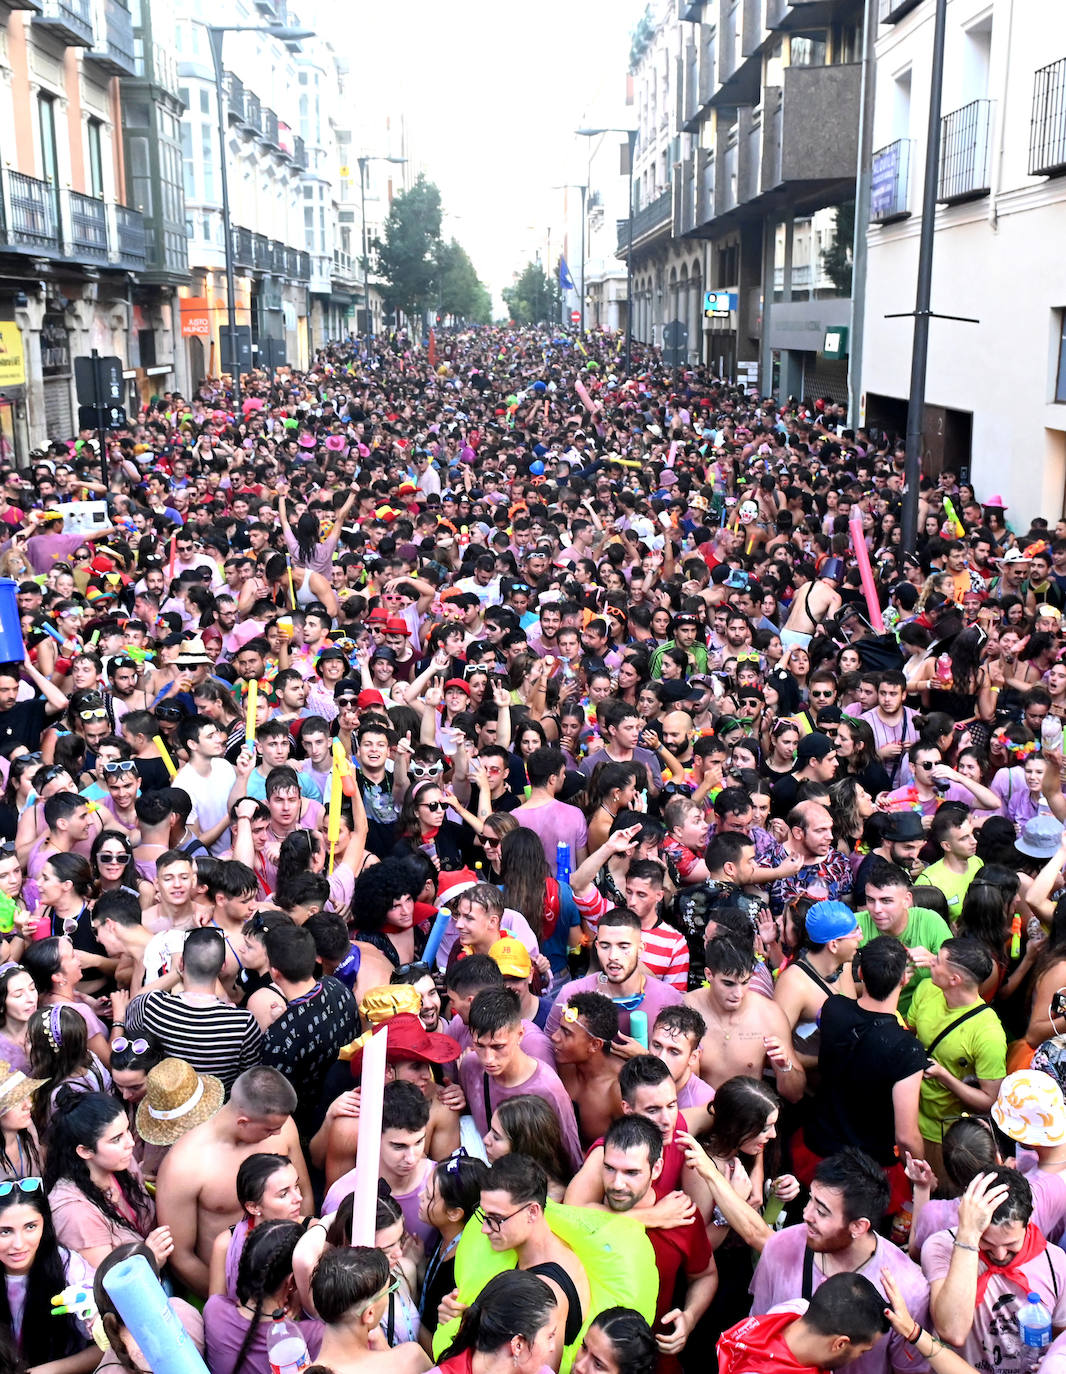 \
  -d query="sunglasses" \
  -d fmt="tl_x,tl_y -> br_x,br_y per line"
420,800 -> 446,811
410,762 -> 444,780
0,1178 -> 42,1197
111,1037 -> 150,1055
103,761 -> 137,775
155,706 -> 183,722
78,708 -> 108,721
393,961 -> 431,980
474,1203 -> 528,1234
97,850 -> 129,864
